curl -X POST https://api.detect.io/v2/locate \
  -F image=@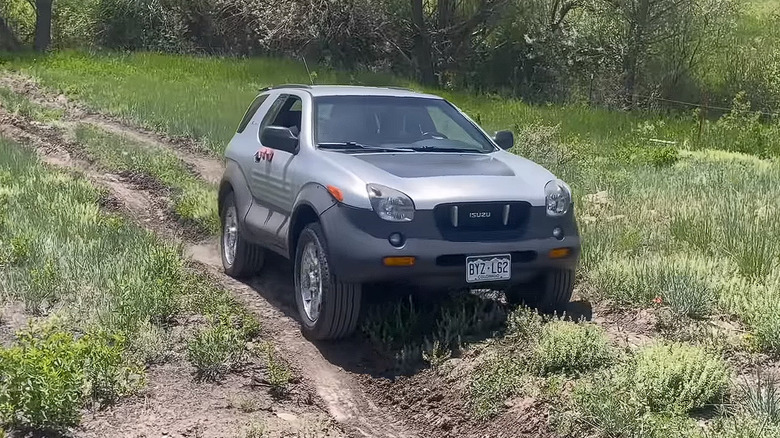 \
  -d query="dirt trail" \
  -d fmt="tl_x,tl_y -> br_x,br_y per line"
0,74 -> 224,184
0,75 -> 418,438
